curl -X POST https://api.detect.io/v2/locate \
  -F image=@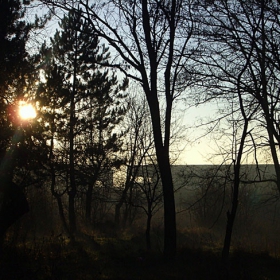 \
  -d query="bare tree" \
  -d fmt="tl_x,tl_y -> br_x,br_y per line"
42,0 -> 197,257
190,0 -> 280,266
114,93 -> 153,227
134,156 -> 163,251
222,84 -> 258,266
193,0 -> 280,186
